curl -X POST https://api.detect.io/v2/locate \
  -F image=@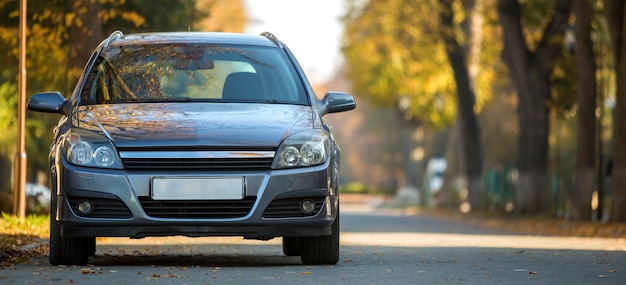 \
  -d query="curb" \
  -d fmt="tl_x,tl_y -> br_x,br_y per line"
19,238 -> 48,252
